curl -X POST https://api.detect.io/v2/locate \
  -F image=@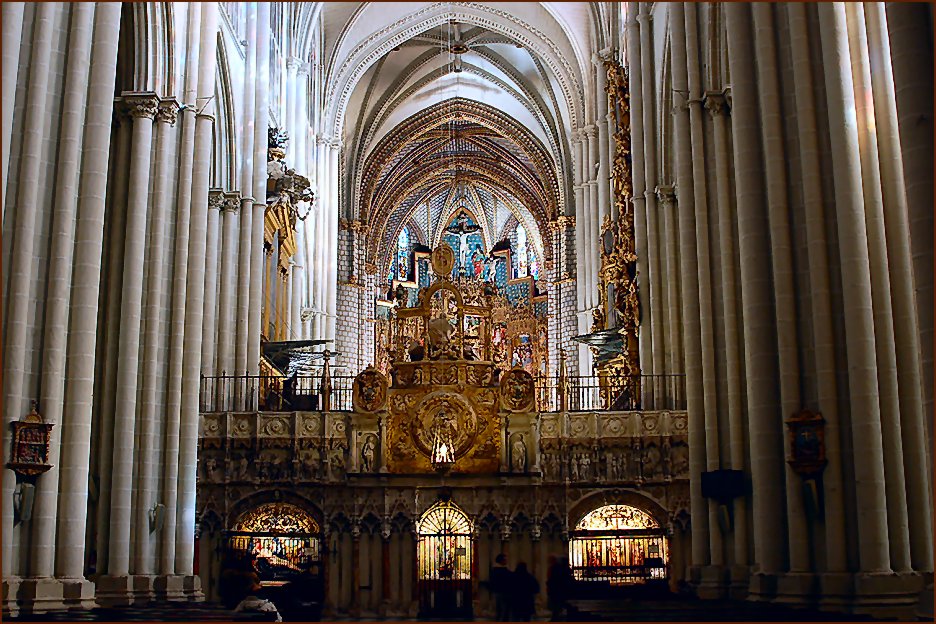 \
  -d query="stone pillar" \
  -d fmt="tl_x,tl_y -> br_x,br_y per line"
350,522 -> 361,616
28,4 -> 95,591
56,4 -> 121,598
177,4 -> 218,589
104,91 -> 158,588
201,189 -> 223,376
702,92 -> 748,574
866,2 -> 934,572
1,1 -> 25,220
817,1 -> 890,574
784,4 -> 849,586
751,4 -> 811,589
2,1 -> 56,581
593,52 -> 612,228
325,142 -> 340,343
161,3 -> 202,584
134,99 -> 179,579
217,200 -> 239,391
668,0 -> 711,573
